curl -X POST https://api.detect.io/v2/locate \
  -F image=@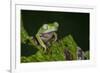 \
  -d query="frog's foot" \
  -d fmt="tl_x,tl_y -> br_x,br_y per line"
42,45 -> 47,53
